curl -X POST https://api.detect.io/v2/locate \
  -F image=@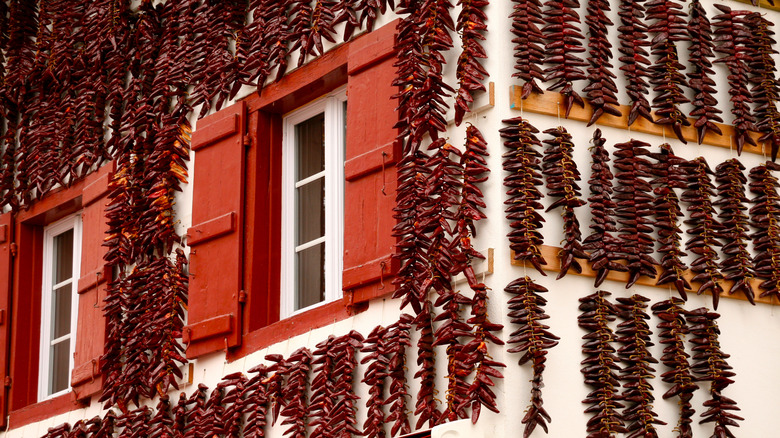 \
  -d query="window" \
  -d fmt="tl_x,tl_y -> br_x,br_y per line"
281,88 -> 346,317
38,213 -> 81,400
